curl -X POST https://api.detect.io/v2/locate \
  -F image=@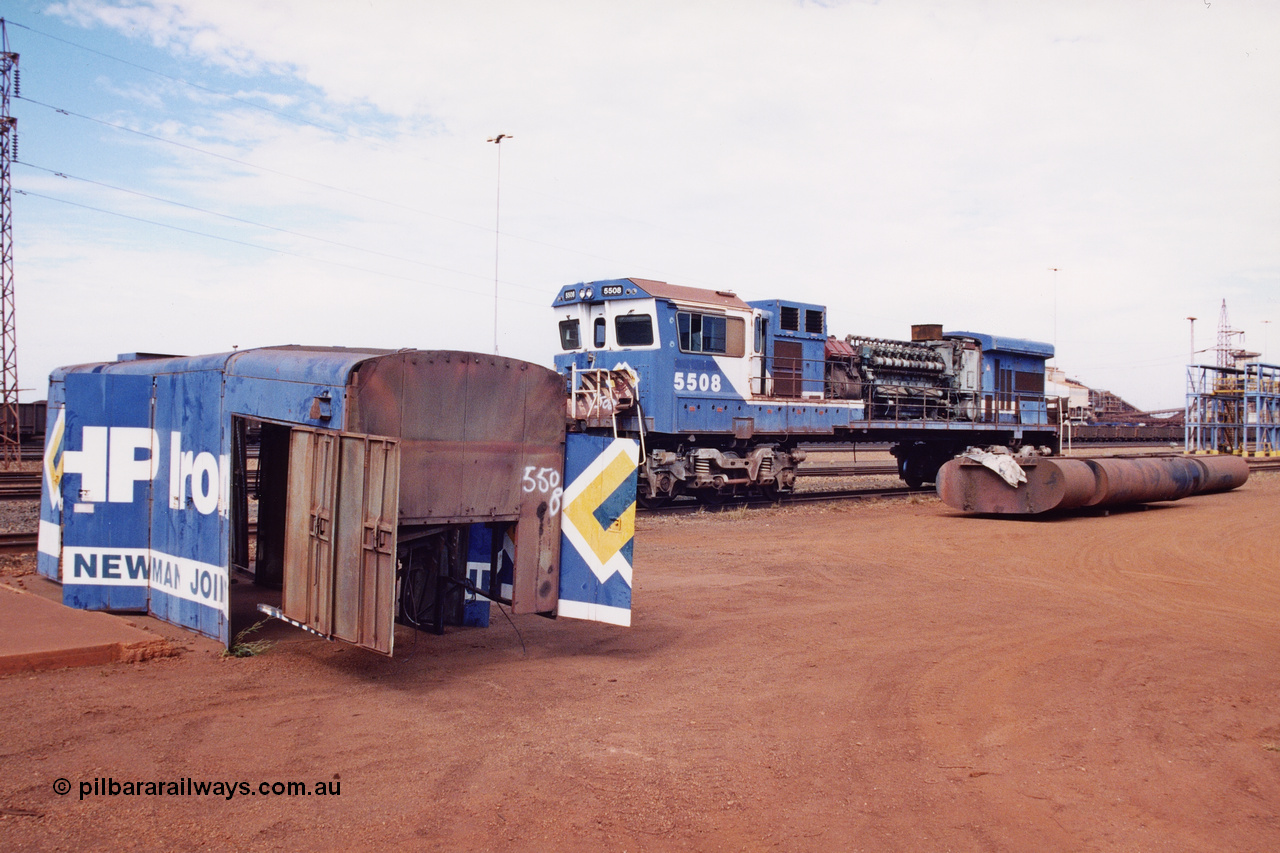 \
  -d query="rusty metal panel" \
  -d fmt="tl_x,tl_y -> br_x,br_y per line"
1190,456 -> 1250,493
283,428 -> 338,635
347,351 -> 567,615
283,427 -> 399,655
936,457 -> 1096,514
508,362 -> 566,614
773,340 -> 804,399
332,434 -> 399,655
937,455 -> 1250,515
